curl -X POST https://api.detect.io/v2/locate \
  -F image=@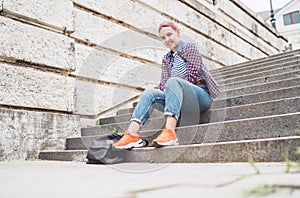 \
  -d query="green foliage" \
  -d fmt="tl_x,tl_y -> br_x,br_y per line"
296,147 -> 300,170
282,45 -> 290,52
245,184 -> 277,197
296,147 -> 300,155
284,147 -> 300,172
96,119 -> 101,125
245,149 -> 300,197
113,127 -> 119,133
248,158 -> 260,175
285,152 -> 292,173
